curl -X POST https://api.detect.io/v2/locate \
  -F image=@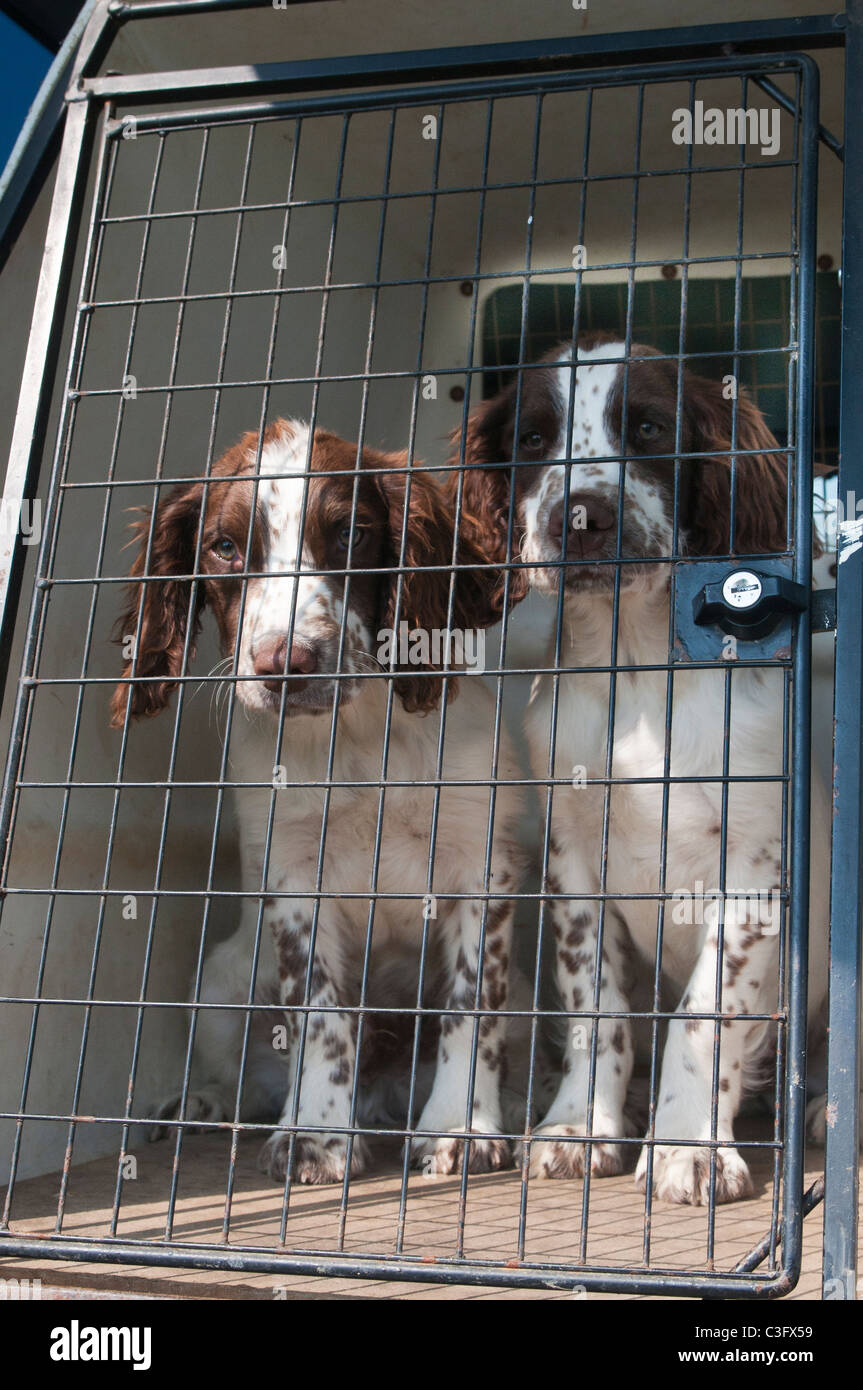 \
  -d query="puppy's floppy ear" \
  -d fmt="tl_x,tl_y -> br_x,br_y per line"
374,455 -> 455,713
109,481 -> 206,728
683,374 -> 789,557
446,387 -> 529,617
